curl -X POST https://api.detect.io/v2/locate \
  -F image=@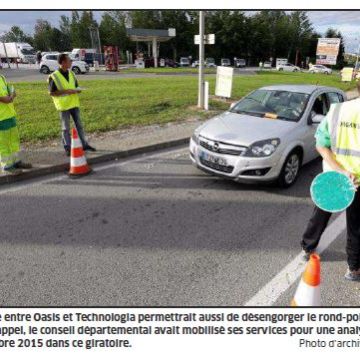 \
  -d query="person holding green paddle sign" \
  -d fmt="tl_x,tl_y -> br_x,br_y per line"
301,82 -> 360,281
